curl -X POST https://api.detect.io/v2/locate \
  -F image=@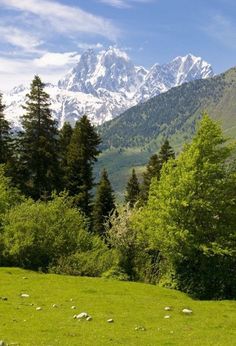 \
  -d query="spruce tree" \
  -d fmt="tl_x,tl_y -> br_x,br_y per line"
159,138 -> 175,166
93,169 -> 115,236
125,168 -> 140,207
0,93 -> 11,165
66,115 -> 101,216
140,154 -> 161,204
59,122 -> 73,187
17,75 -> 60,199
